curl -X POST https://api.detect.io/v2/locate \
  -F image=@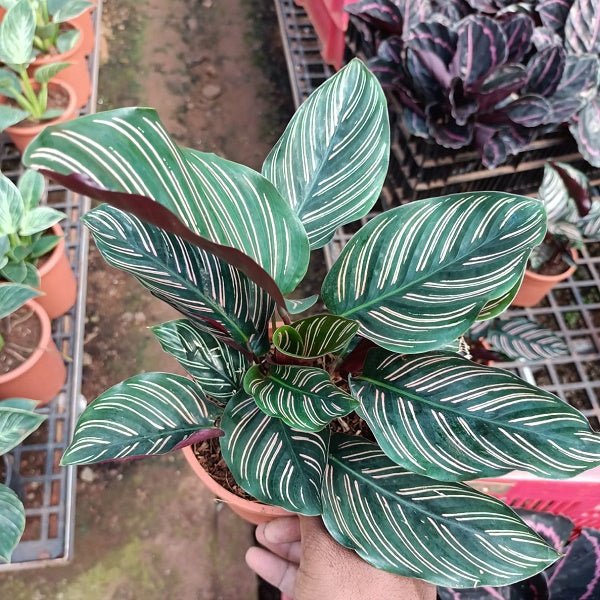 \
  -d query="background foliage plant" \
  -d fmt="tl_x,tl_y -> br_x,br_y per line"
348,0 -> 600,168
0,170 -> 64,286
23,59 -> 600,588
0,0 -> 70,131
